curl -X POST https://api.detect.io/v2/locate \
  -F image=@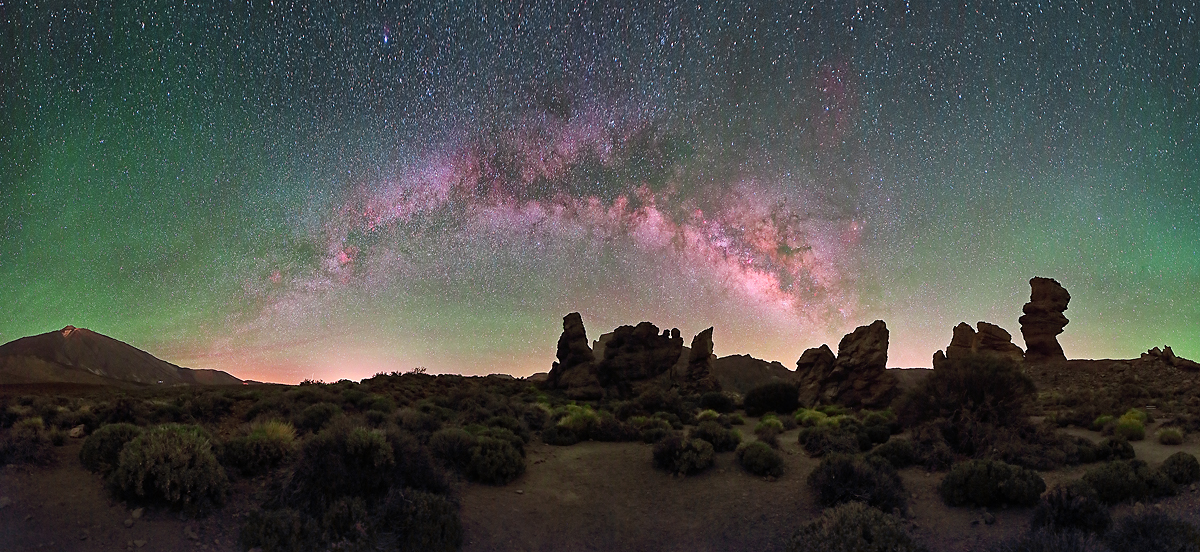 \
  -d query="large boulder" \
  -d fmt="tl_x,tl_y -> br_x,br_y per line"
1019,277 -> 1071,362
684,327 -> 721,394
936,322 -> 1024,367
545,313 -> 600,394
595,322 -> 684,397
796,320 -> 898,409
